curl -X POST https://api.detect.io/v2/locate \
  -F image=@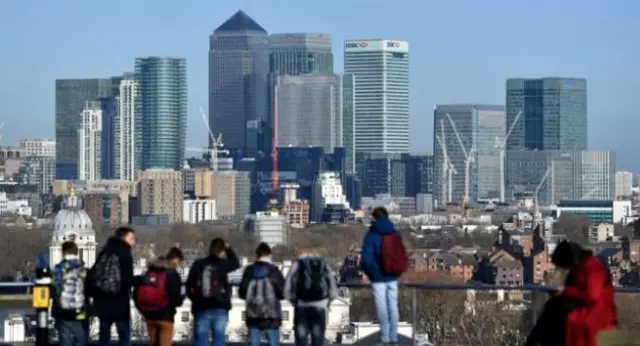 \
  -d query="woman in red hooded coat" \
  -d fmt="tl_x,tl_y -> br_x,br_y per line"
552,241 -> 618,346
